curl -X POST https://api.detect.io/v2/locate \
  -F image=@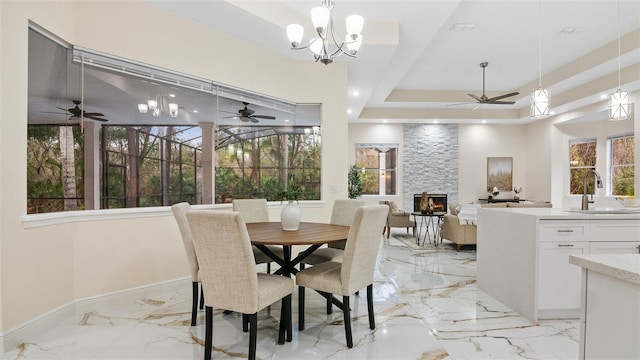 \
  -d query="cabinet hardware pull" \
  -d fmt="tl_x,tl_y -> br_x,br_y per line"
557,244 -> 574,247
636,245 -> 640,254
556,229 -> 574,233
